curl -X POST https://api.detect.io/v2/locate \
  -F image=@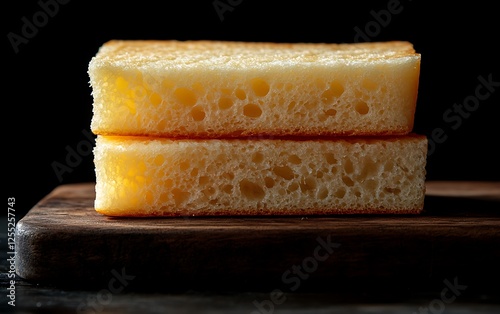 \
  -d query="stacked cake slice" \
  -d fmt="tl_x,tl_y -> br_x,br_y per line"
88,40 -> 427,216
